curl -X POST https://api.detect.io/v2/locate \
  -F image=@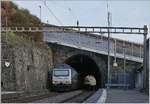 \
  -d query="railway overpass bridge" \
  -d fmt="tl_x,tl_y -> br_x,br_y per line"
44,31 -> 143,89
2,26 -> 148,89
